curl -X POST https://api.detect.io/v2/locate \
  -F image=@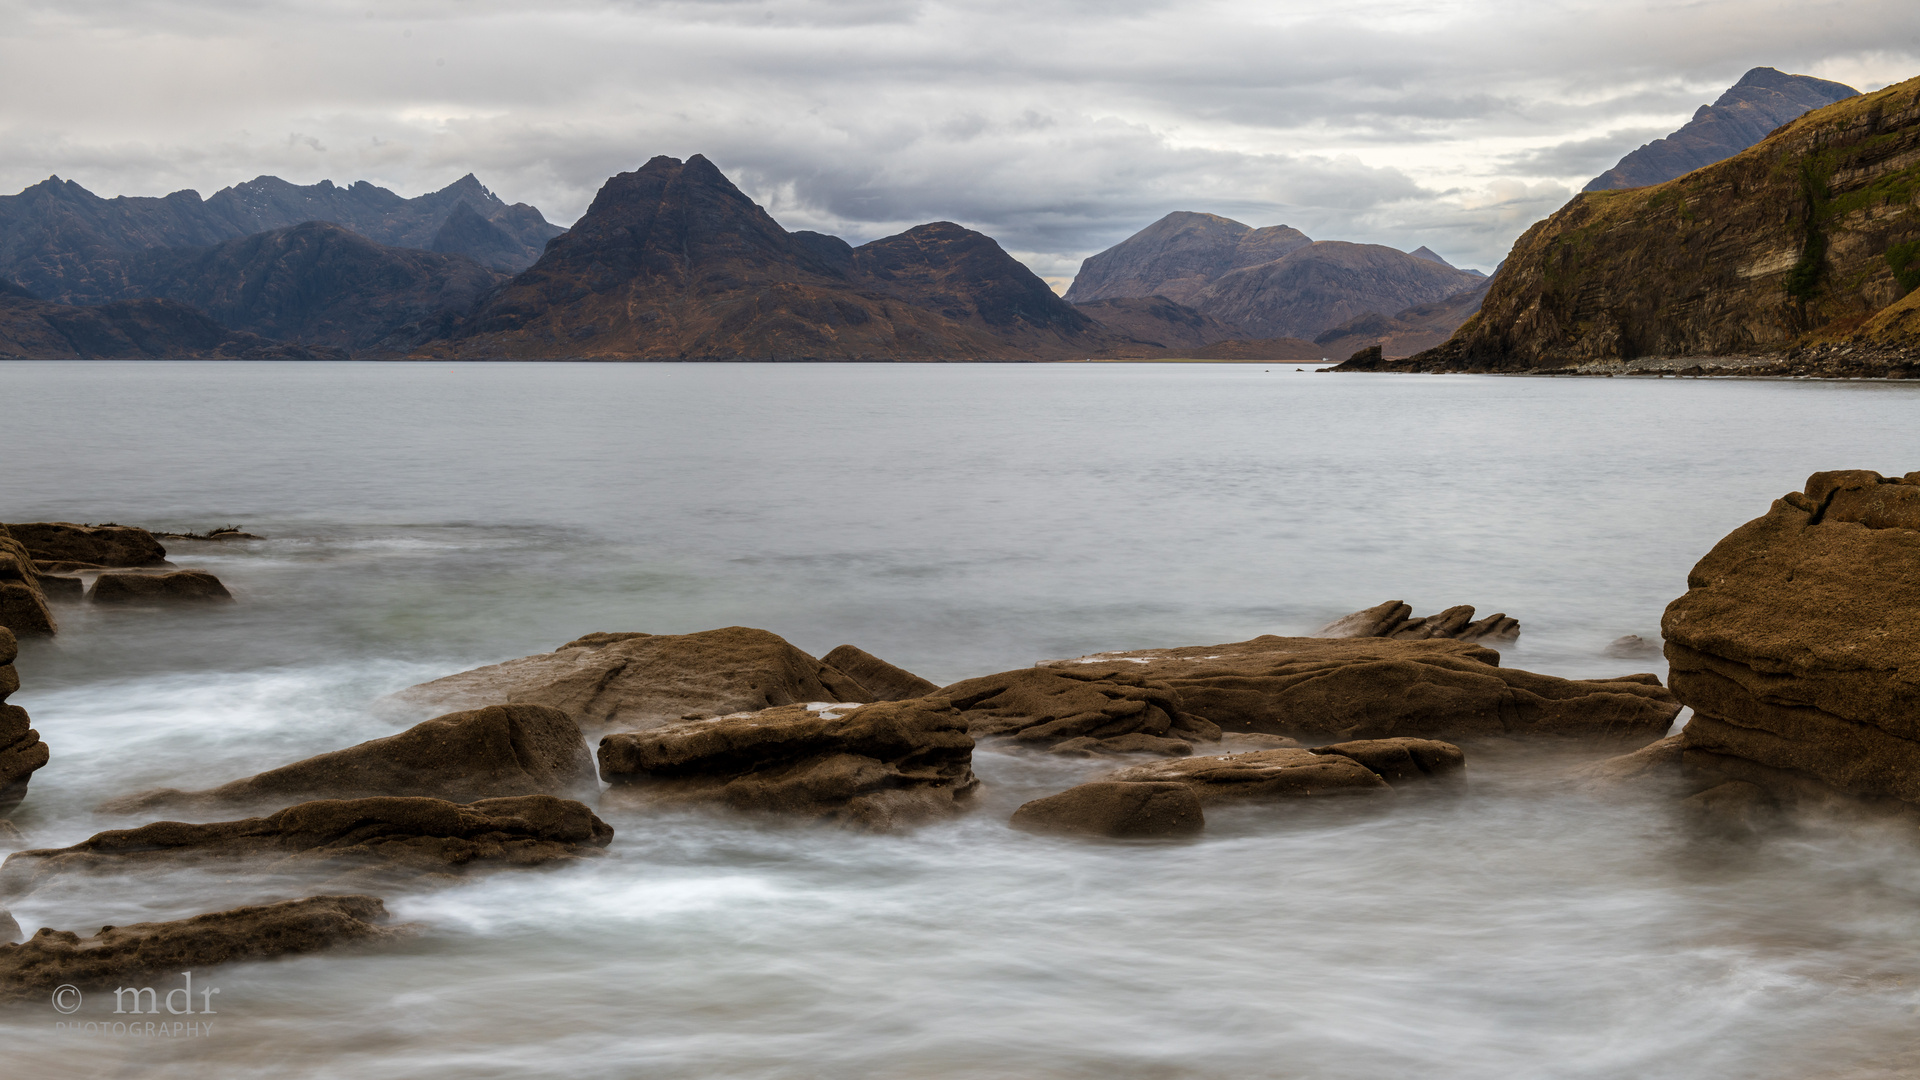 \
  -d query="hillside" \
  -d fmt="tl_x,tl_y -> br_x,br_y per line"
0,282 -> 343,360
1063,213 -> 1312,305
1187,241 -> 1485,340
1586,67 -> 1859,191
